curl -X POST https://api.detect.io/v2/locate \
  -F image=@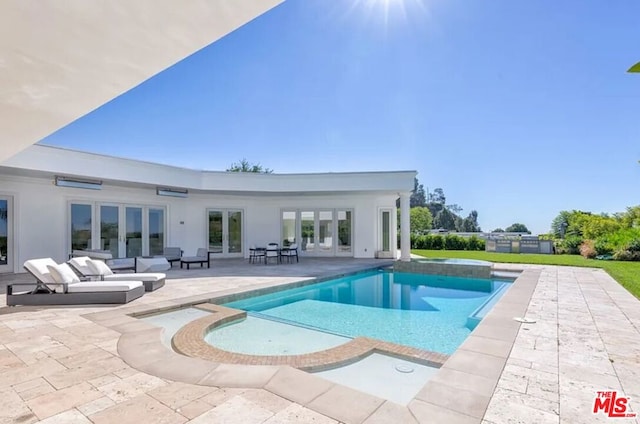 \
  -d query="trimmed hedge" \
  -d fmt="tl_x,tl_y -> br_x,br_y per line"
410,234 -> 485,251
